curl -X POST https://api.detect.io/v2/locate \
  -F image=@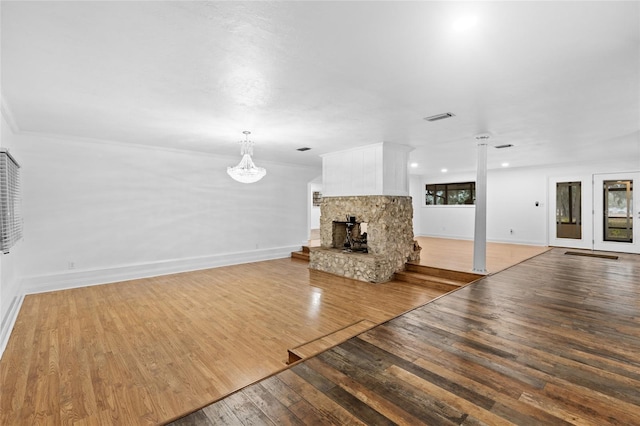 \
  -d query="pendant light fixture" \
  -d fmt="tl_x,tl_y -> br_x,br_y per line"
227,131 -> 266,184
